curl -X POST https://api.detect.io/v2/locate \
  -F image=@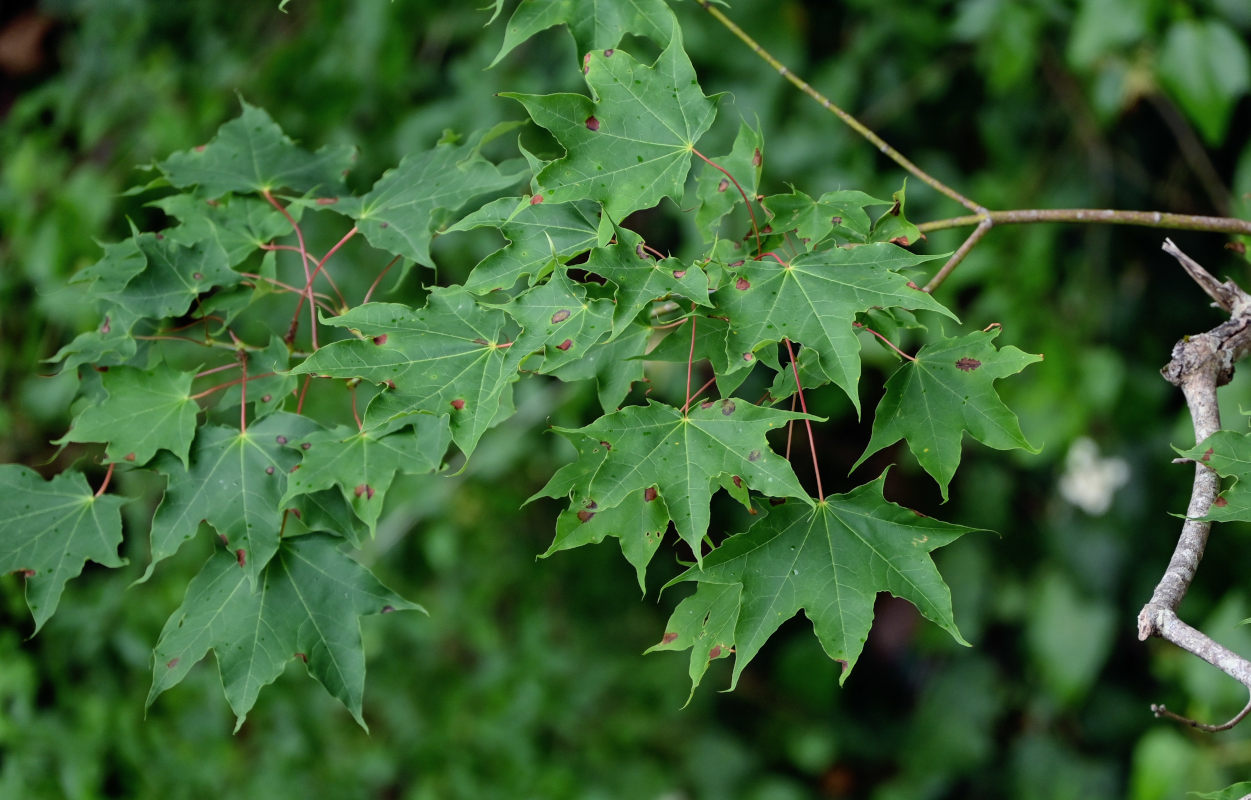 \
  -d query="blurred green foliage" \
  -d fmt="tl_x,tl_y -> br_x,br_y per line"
2,0 -> 1251,796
